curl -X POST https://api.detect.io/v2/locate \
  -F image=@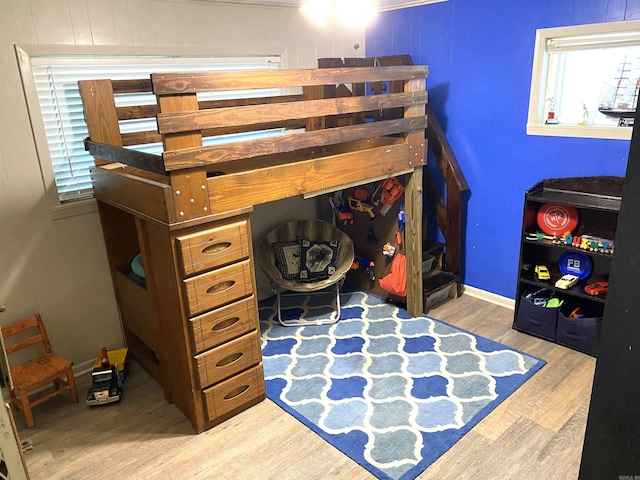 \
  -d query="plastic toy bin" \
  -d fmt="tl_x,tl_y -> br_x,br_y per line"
555,304 -> 603,357
514,292 -> 559,341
